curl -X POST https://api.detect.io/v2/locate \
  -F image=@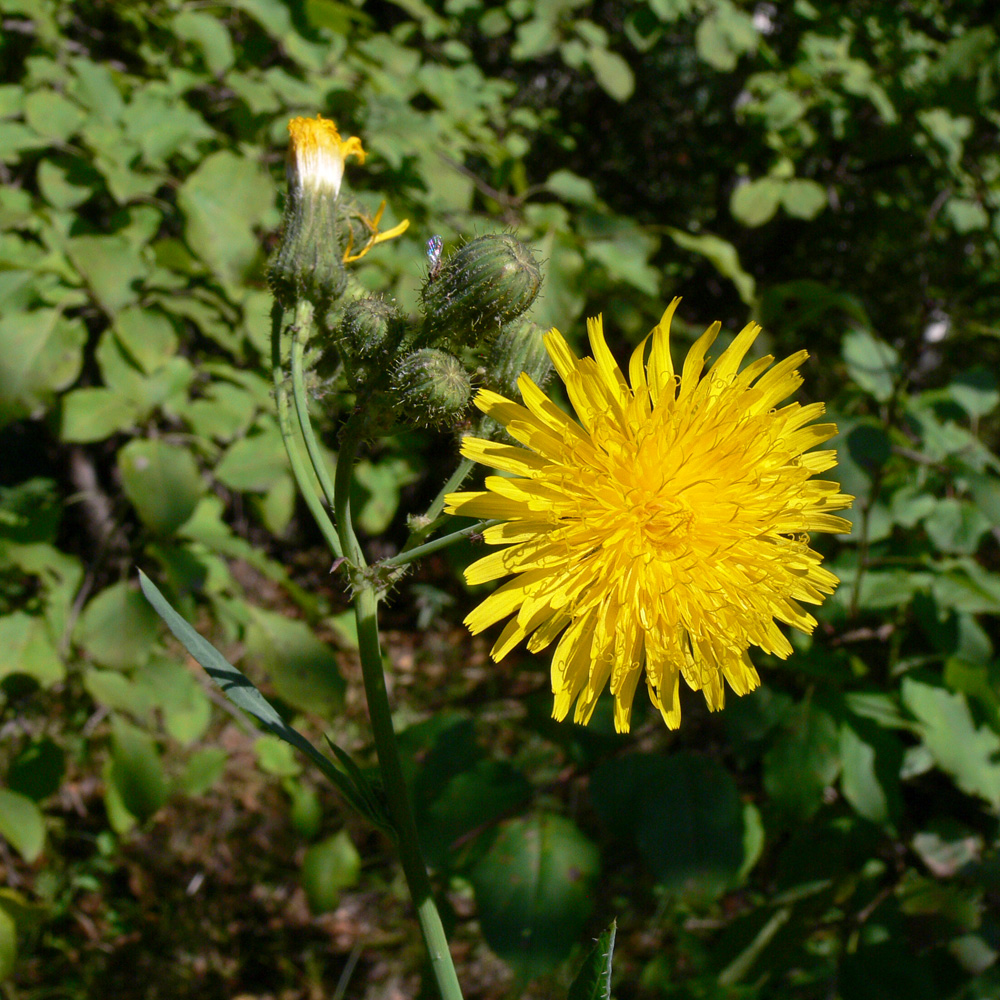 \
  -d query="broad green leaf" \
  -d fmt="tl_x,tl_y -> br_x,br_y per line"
74,580 -> 161,669
84,668 -> 156,722
695,1 -> 757,71
60,387 -> 137,442
568,920 -> 616,1000
421,760 -> 532,870
254,734 -> 302,777
470,813 -> 600,978
300,830 -> 361,914
842,328 -> 900,402
113,307 -> 178,374
65,234 -> 148,314
948,367 -> 999,418
180,381 -> 257,443
214,426 -> 288,492
839,721 -> 903,825
108,714 -> 168,823
0,611 -> 64,686
0,309 -> 86,426
172,10 -> 236,74
7,739 -> 65,801
763,701 -> 841,818
924,498 -> 990,555
781,178 -> 827,219
902,678 -> 1000,808
352,457 -> 418,535
177,150 -> 273,286
285,777 -> 323,839
591,752 -> 745,899
37,156 -> 97,209
244,606 -> 345,718
918,107 -> 972,168
0,789 -> 46,862
730,177 -> 783,227
176,747 -> 227,797
69,56 -> 125,120
118,439 -> 204,536
136,657 -> 212,745
0,121 -> 49,161
588,236 -> 660,297
545,169 -> 599,206
587,46 -> 634,101
945,197 -> 988,233
23,88 -> 85,140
